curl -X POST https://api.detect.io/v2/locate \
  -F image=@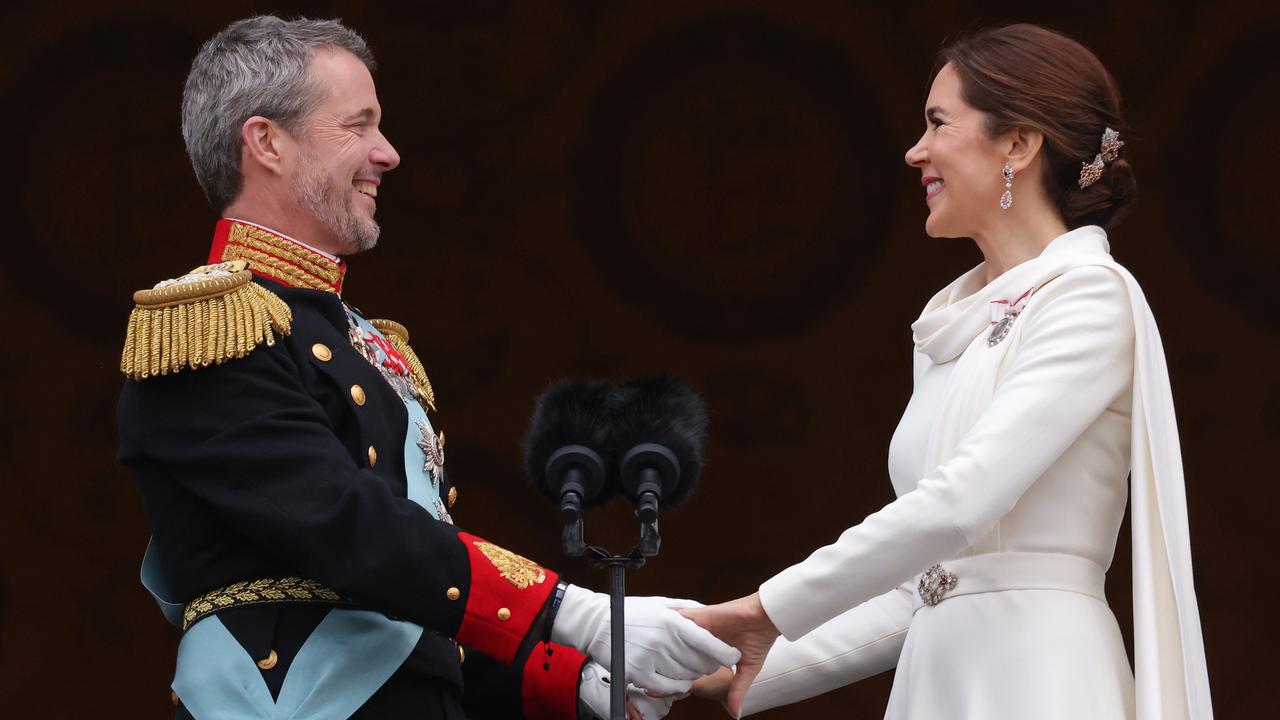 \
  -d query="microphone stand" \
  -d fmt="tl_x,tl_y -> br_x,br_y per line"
563,514 -> 661,720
